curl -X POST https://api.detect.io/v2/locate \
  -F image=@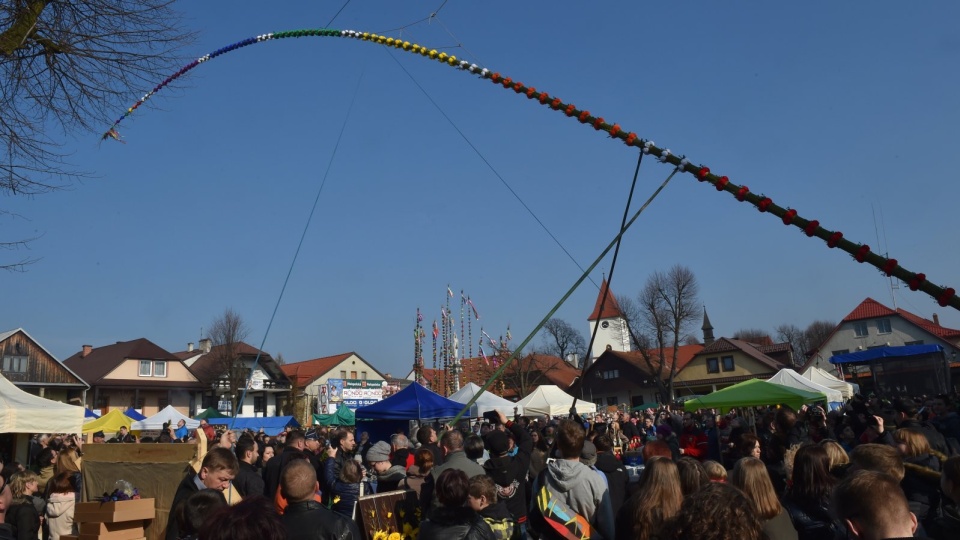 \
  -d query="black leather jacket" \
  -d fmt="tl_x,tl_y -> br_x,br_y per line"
782,494 -> 846,540
281,500 -> 360,540
419,507 -> 497,540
